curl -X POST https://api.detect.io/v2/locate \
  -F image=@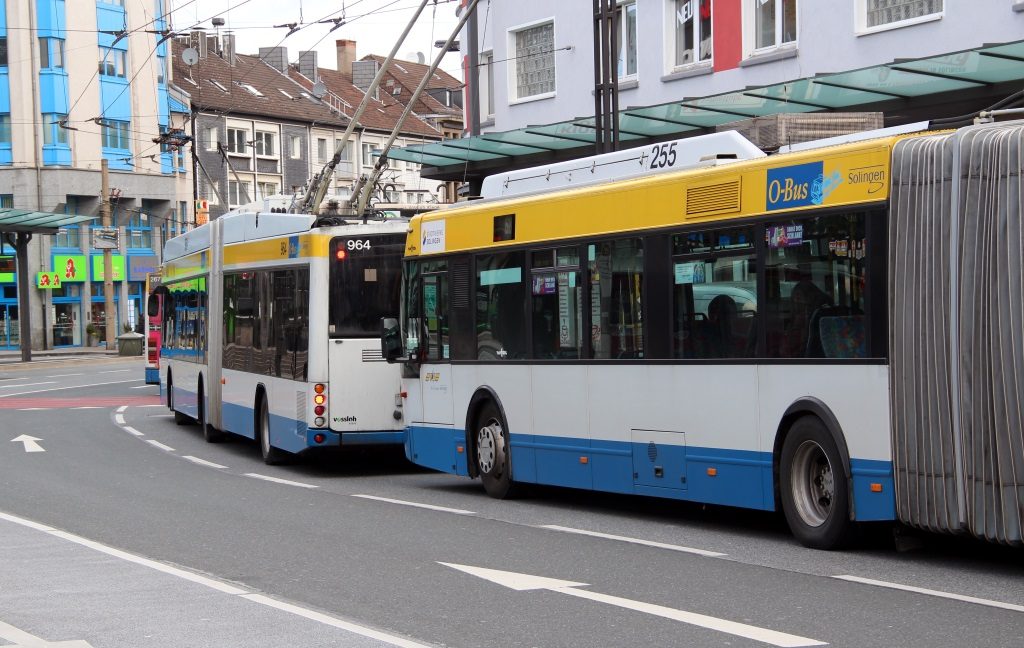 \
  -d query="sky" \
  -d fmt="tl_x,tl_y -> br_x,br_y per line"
166,0 -> 464,77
